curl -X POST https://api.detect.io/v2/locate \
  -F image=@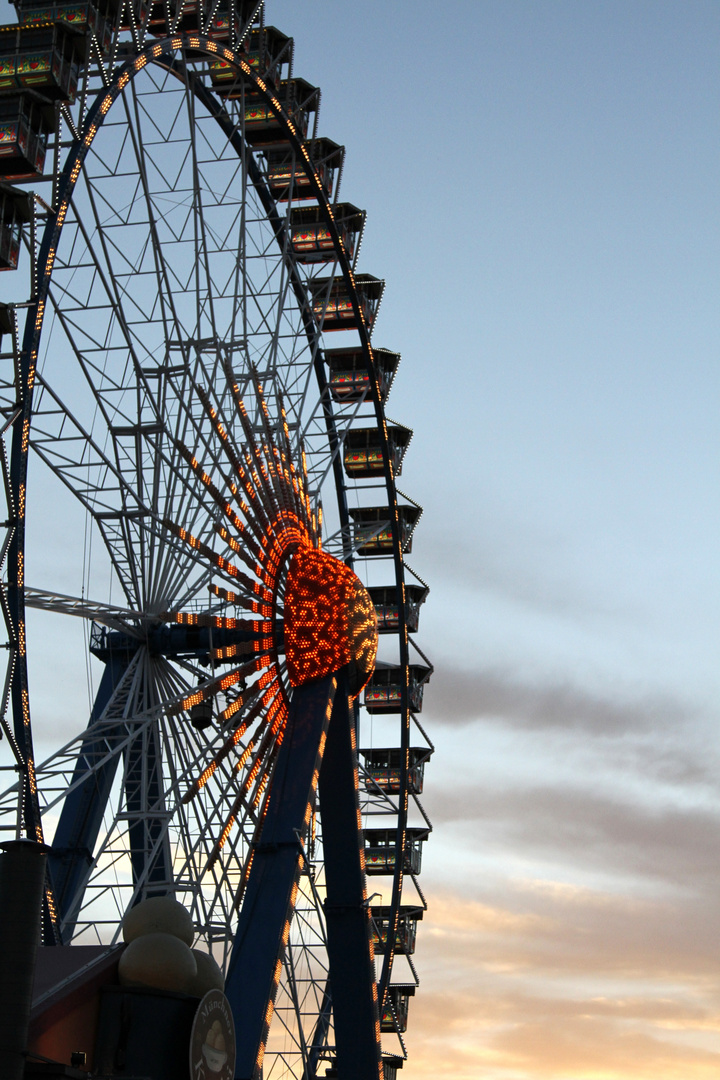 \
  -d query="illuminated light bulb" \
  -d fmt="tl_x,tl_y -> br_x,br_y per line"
284,548 -> 378,693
